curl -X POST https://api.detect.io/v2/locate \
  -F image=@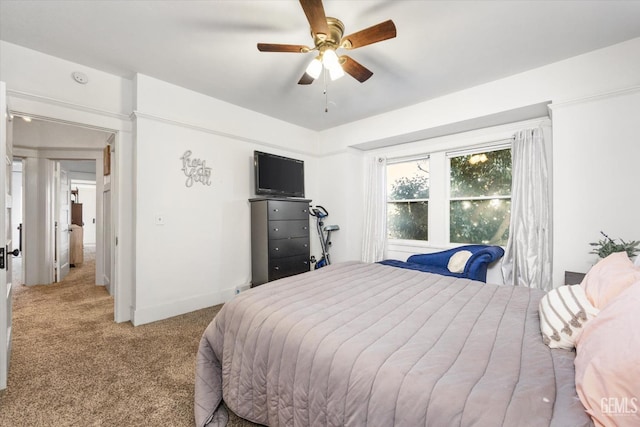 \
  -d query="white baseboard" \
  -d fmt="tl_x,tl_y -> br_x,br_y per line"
103,275 -> 111,295
131,287 -> 235,326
